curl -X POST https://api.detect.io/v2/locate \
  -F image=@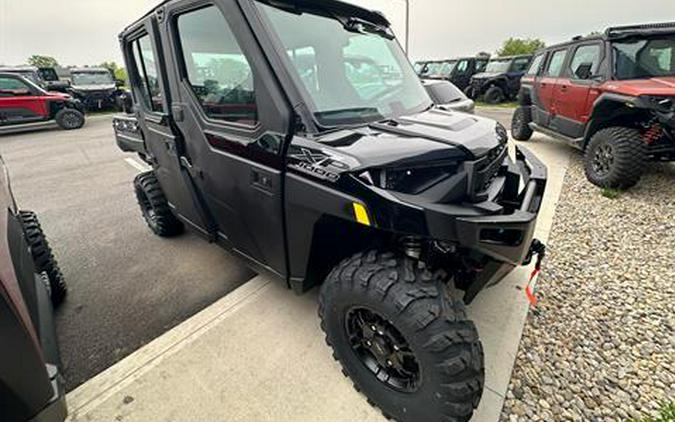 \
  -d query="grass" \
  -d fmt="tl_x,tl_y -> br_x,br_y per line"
475,101 -> 518,109
630,401 -> 675,422
601,187 -> 622,199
